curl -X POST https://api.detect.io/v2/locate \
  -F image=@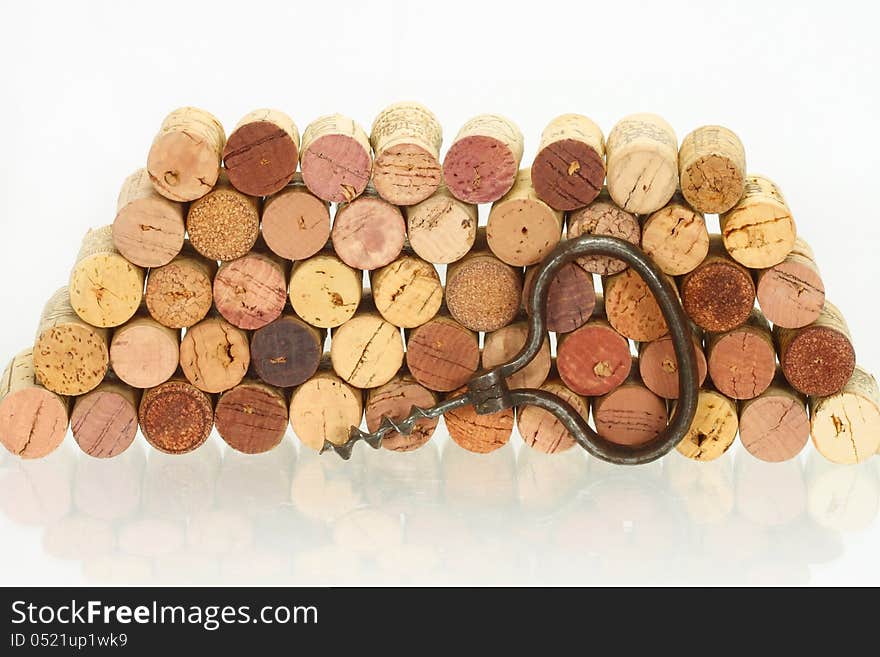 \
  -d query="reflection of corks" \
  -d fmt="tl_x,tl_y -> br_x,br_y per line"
517,378 -> 588,454
145,247 -> 217,329
809,366 -> 880,464
678,125 -> 746,214
593,360 -> 668,447
288,252 -> 362,328
522,261 -> 596,333
365,373 -> 439,452
739,373 -> 809,463
531,113 -> 605,211
71,381 -> 139,458
707,309 -> 776,400
603,267 -> 669,342
215,380 -> 288,454
139,378 -> 214,454
482,320 -> 551,390
213,250 -> 288,330
405,183 -> 477,264
186,174 -> 260,261
222,109 -> 300,196
179,317 -> 250,394
300,114 -> 372,203
261,176 -> 330,261
289,367 -> 363,451
330,310 -> 404,389
557,311 -> 631,396
331,189 -> 406,271
250,314 -> 323,388
444,386 -> 513,454
640,193 -> 709,276
371,255 -> 442,328
109,315 -> 180,388
756,237 -> 825,329
675,388 -> 738,462
405,315 -> 479,392
567,191 -> 640,276
638,330 -> 707,400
